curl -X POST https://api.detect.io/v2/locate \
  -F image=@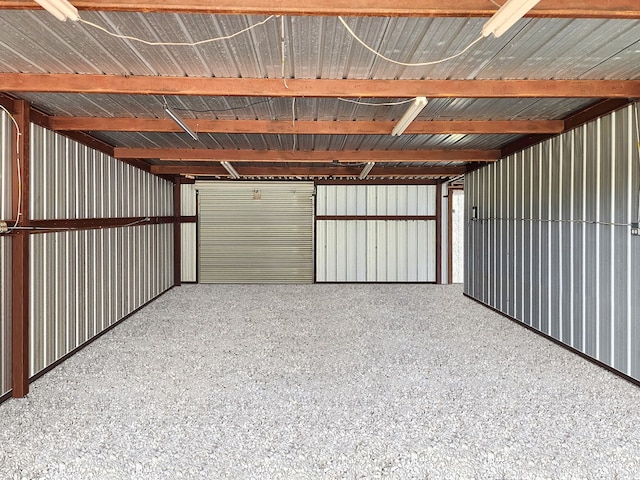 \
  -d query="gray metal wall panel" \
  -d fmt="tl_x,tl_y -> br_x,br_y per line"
0,236 -> 11,396
465,104 -> 640,382
181,224 -> 197,282
317,220 -> 436,282
29,125 -> 172,220
196,182 -> 314,284
316,185 -> 436,216
180,184 -> 197,282
1,110 -> 13,220
29,224 -> 173,377
317,184 -> 437,283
